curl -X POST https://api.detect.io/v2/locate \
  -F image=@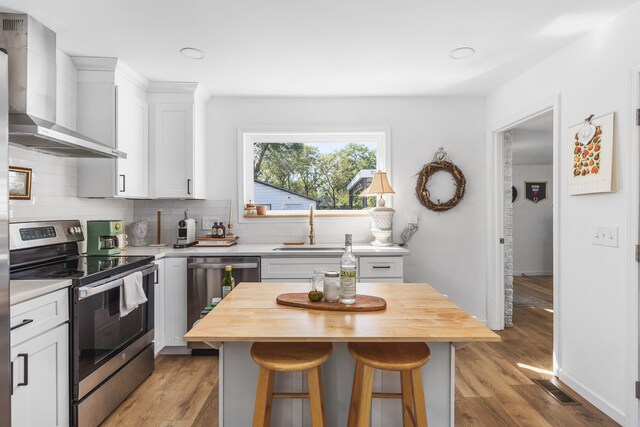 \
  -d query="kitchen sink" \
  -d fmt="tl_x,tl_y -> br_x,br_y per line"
273,245 -> 344,251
